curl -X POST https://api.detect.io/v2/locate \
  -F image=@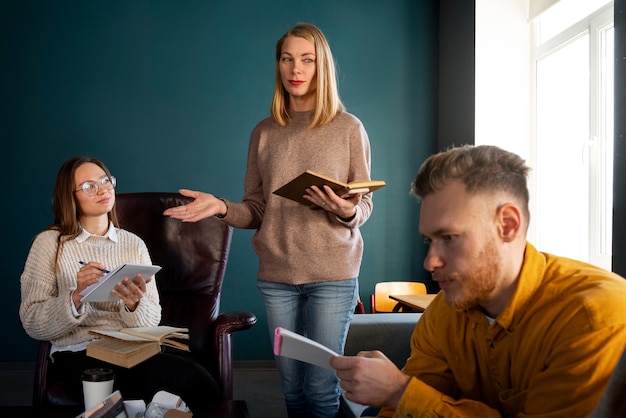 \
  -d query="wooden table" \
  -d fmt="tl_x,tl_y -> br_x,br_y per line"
389,294 -> 437,312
